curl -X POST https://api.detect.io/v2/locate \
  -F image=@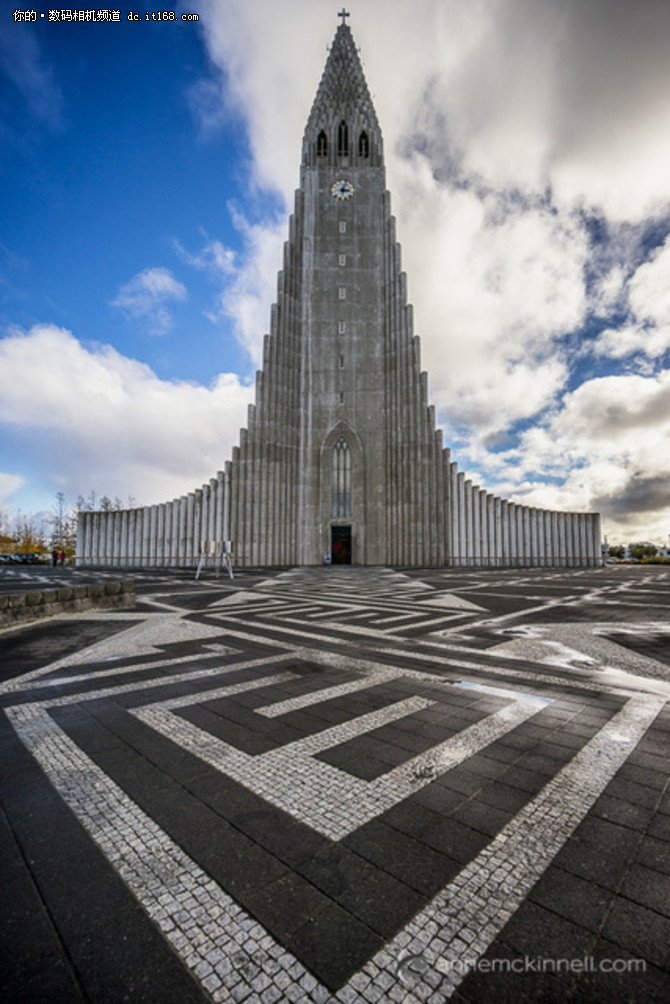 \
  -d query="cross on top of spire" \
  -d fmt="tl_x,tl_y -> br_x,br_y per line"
338,8 -> 350,25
